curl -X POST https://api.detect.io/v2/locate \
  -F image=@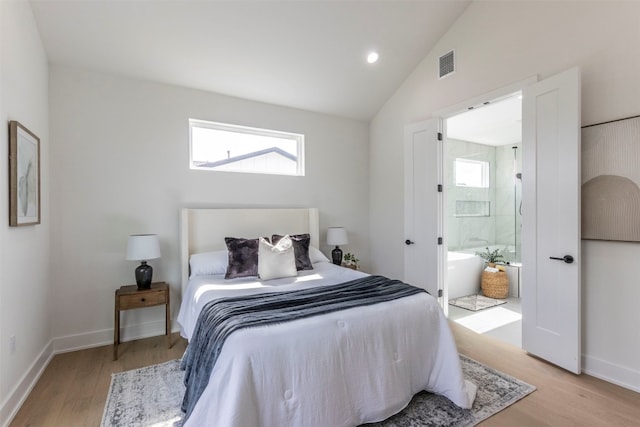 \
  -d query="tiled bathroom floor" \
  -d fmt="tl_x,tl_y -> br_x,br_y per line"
447,296 -> 522,348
